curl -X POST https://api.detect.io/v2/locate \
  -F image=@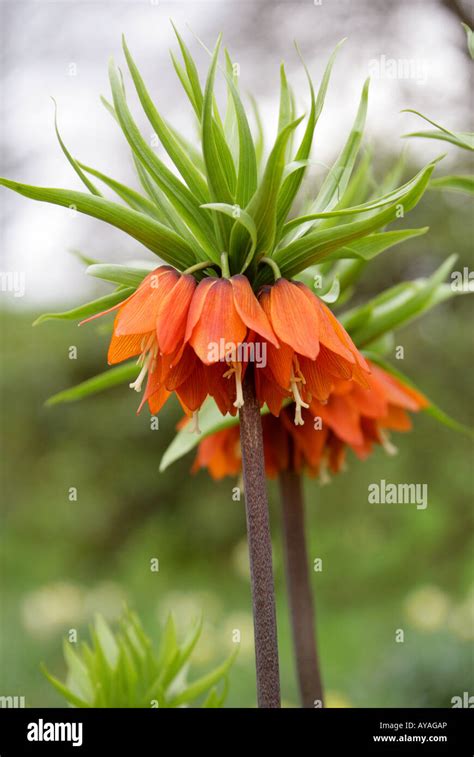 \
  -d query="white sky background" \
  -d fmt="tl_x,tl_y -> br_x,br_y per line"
0,0 -> 472,309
